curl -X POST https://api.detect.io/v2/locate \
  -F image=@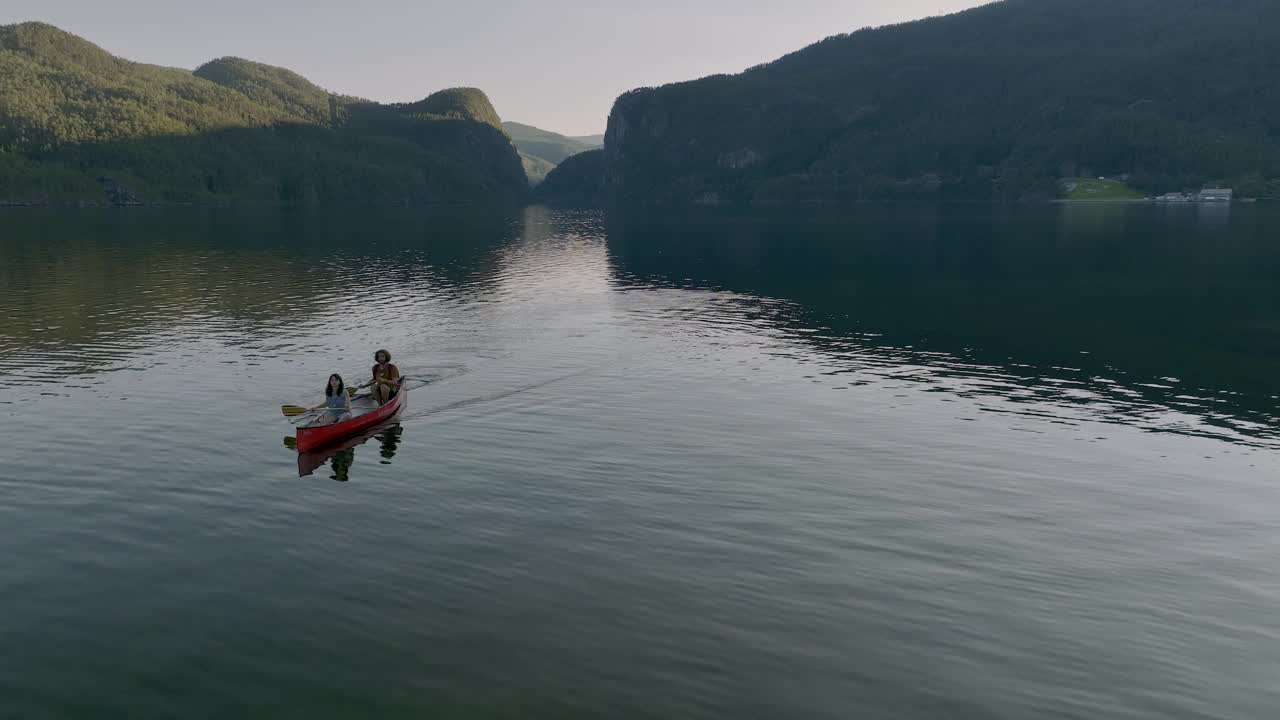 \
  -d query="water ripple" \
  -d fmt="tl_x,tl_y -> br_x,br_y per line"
2,206 -> 1279,719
